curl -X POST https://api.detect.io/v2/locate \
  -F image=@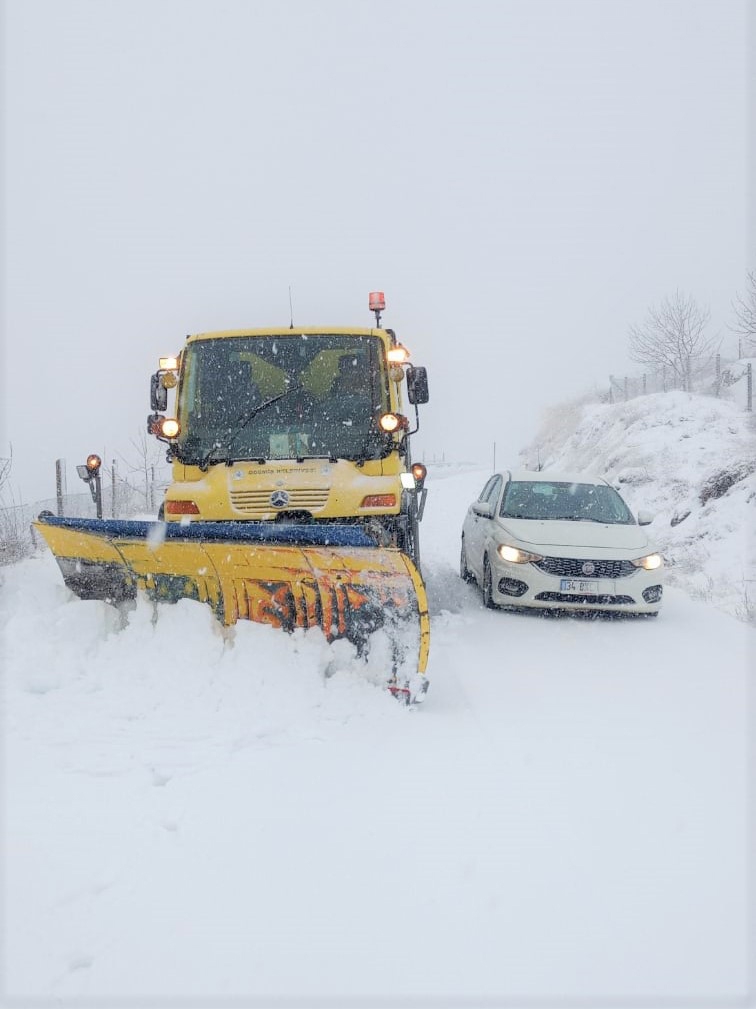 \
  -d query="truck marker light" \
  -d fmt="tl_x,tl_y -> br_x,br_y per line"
165,500 -> 200,515
411,463 -> 427,487
361,495 -> 396,508
159,356 -> 179,371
